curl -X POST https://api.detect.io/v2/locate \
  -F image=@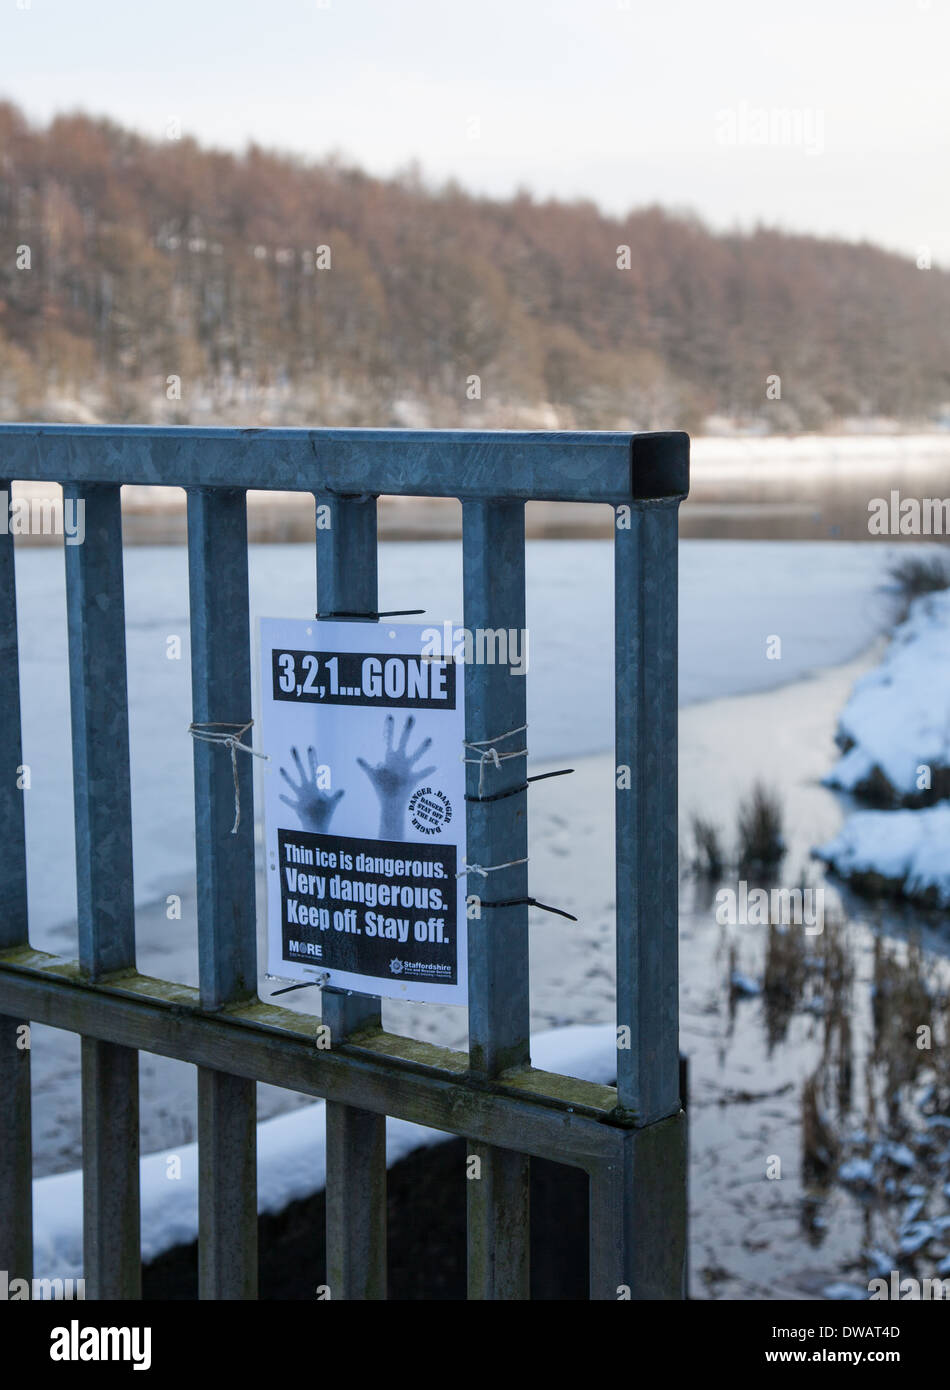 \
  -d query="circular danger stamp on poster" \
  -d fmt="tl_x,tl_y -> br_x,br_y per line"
409,785 -> 452,835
